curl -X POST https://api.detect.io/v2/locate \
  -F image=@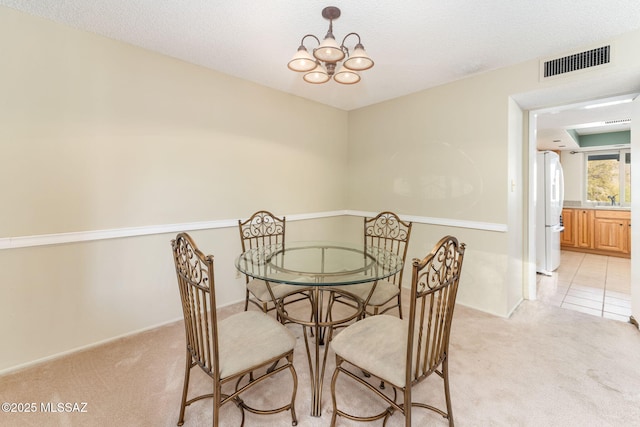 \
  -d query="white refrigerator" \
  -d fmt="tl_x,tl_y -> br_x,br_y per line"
536,151 -> 565,275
